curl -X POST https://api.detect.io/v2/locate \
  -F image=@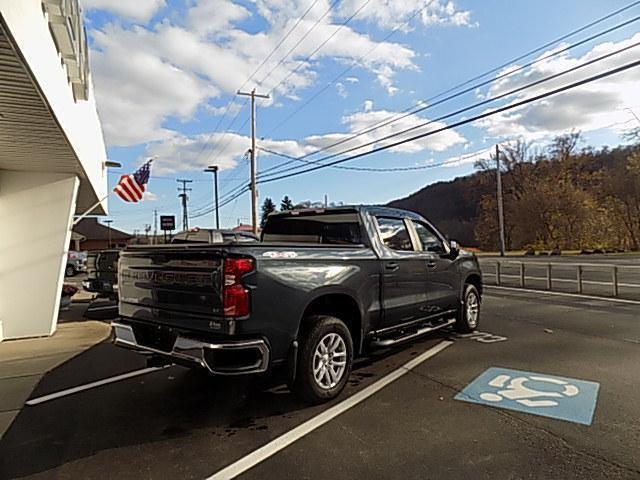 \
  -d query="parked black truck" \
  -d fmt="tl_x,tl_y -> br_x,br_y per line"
83,231 -> 259,299
112,206 -> 482,403
83,249 -> 120,299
